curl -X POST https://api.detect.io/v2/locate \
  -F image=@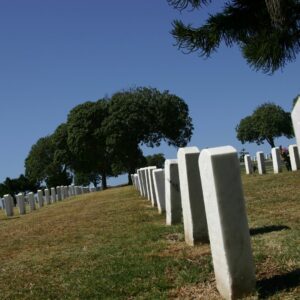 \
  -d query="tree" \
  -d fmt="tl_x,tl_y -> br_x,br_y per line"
146,153 -> 166,168
168,0 -> 300,73
236,102 -> 293,148
67,100 -> 112,190
25,135 -> 72,188
74,171 -> 101,187
104,87 -> 193,184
